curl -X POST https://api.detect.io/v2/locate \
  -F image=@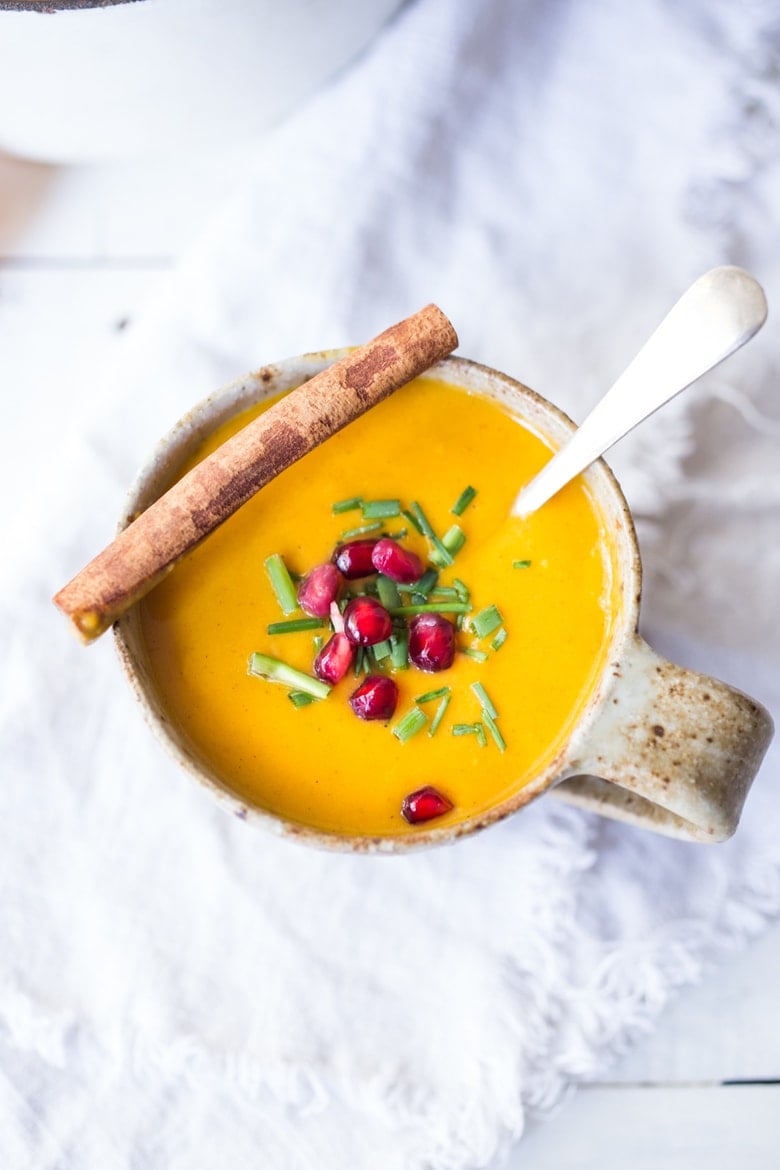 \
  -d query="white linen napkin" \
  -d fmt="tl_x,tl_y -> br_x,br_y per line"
3,1 -> 780,1167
